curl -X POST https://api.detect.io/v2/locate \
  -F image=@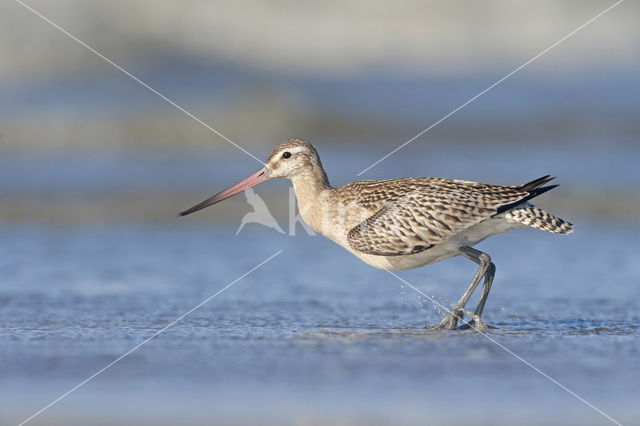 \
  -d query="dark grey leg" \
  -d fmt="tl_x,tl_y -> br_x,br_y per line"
430,246 -> 493,330
474,263 -> 495,318
459,247 -> 496,330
